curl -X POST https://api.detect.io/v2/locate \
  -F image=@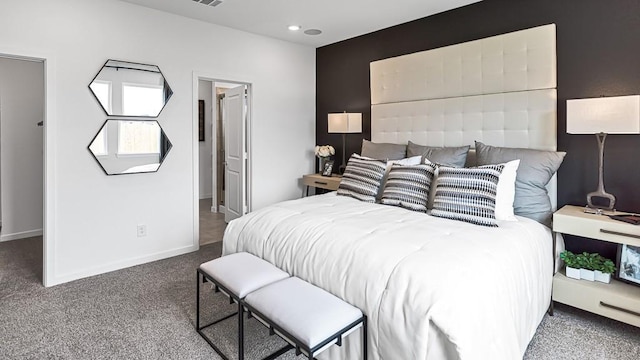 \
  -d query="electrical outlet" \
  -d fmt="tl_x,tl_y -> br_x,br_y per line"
137,224 -> 147,237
